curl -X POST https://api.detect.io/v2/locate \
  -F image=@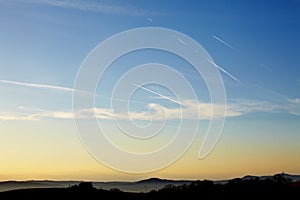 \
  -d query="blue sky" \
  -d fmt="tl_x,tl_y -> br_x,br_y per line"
0,0 -> 299,180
